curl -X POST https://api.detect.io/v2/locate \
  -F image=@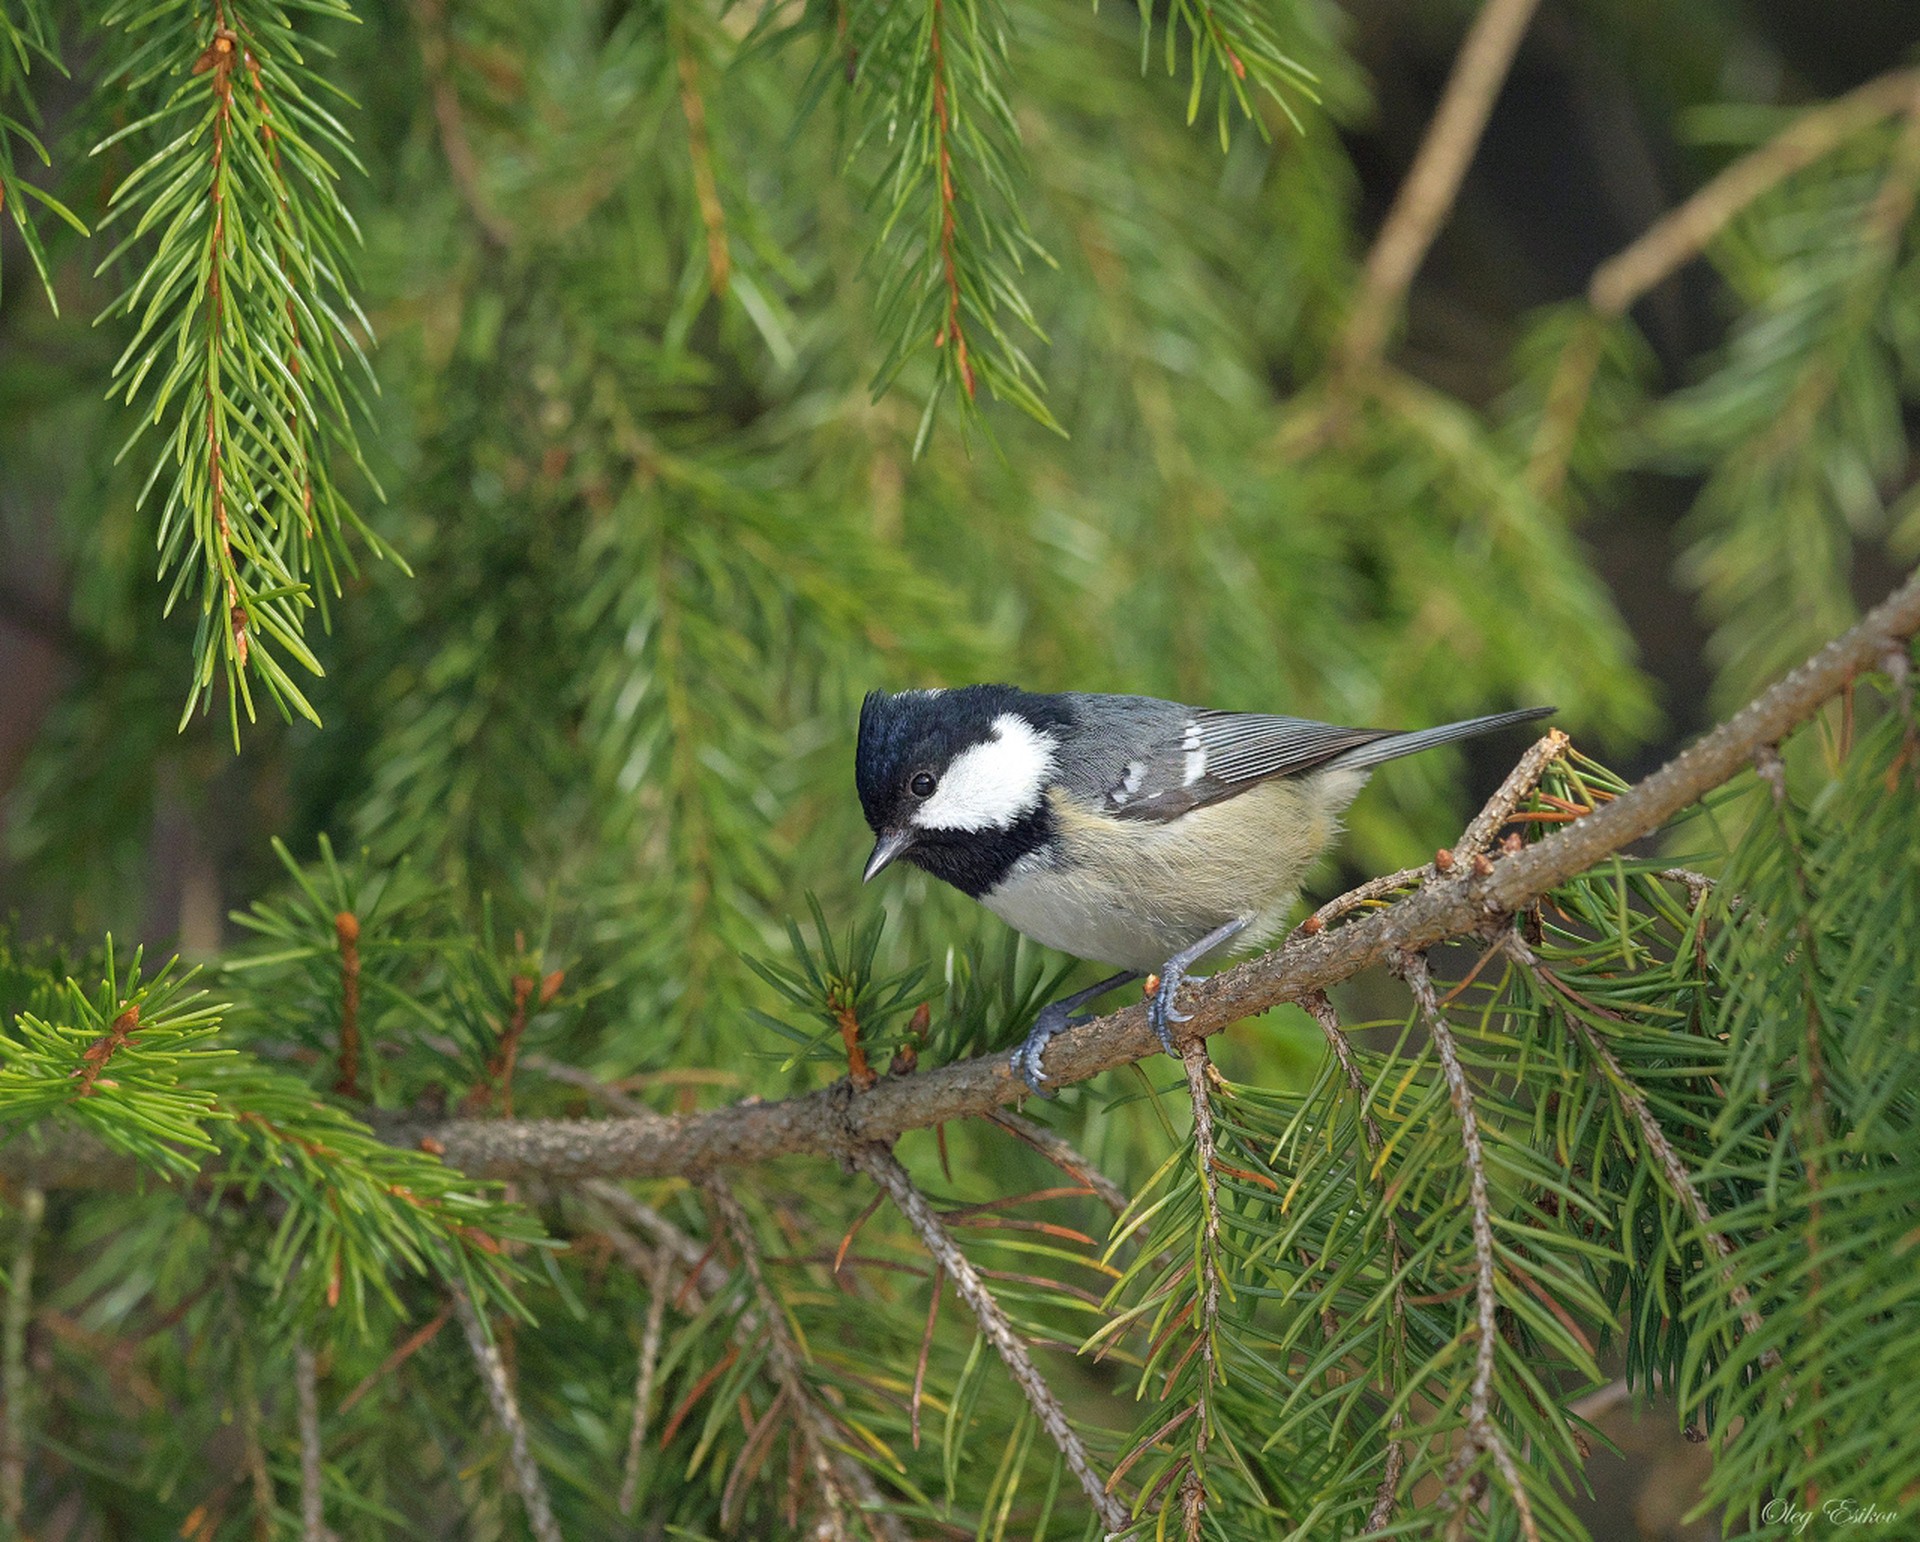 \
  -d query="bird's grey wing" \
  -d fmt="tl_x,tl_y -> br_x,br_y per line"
1099,710 -> 1393,822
